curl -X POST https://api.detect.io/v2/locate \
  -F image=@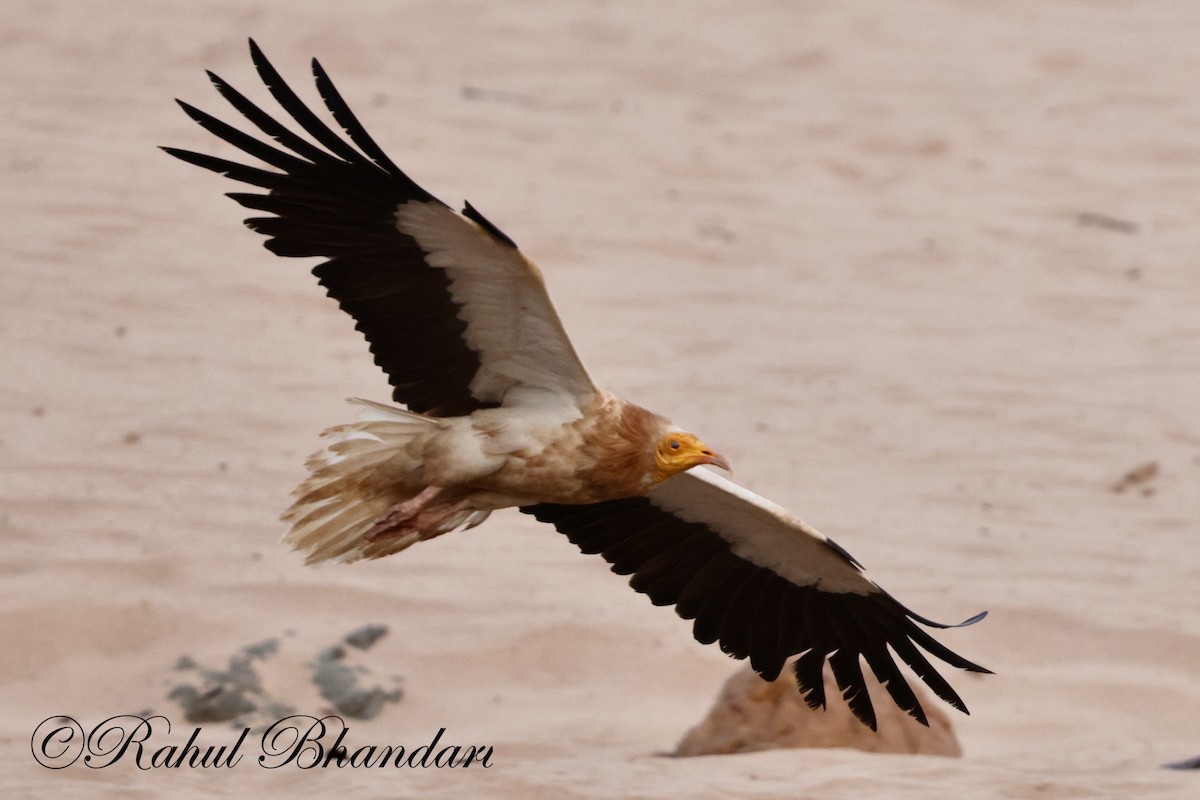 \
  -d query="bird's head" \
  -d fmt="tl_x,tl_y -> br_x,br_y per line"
651,432 -> 731,484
